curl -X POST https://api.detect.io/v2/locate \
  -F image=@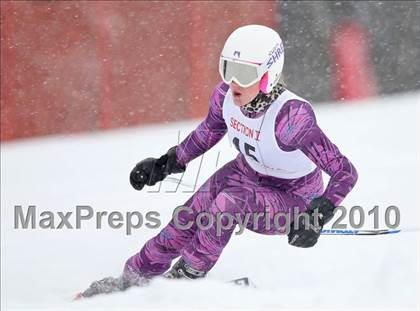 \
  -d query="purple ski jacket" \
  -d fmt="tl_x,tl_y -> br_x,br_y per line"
176,82 -> 358,207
